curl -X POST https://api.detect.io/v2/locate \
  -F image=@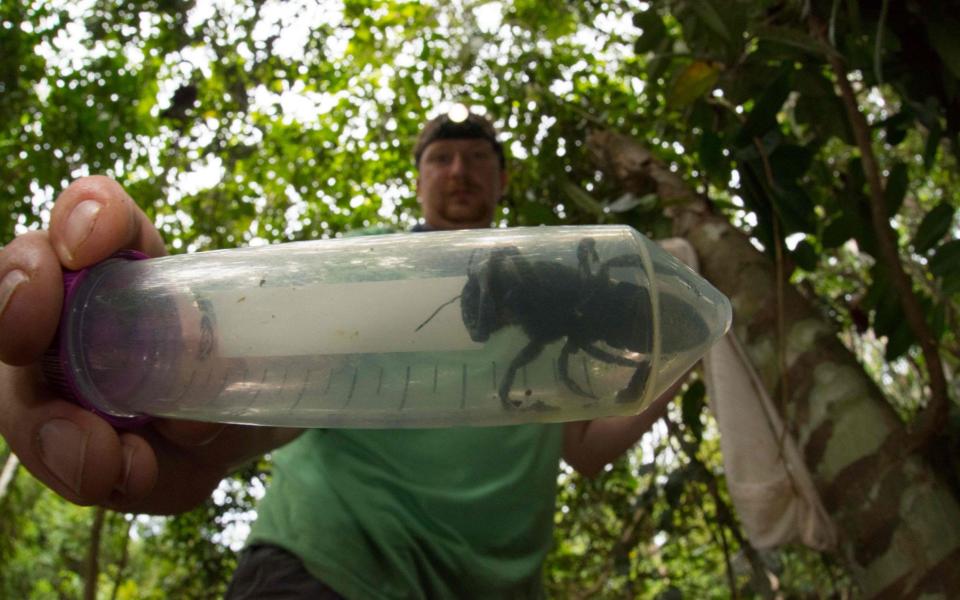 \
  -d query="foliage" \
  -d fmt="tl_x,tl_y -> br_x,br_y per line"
549,379 -> 853,599
0,440 -> 95,599
1,0 -> 958,597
